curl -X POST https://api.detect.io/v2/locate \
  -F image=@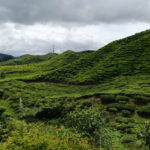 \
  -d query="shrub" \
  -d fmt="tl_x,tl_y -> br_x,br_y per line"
79,101 -> 92,109
62,102 -> 76,114
35,106 -> 62,119
66,108 -> 103,136
122,110 -> 132,117
122,134 -> 137,144
116,117 -> 128,123
0,89 -> 4,98
106,103 -> 135,113
134,96 -> 150,104
2,123 -> 95,150
65,107 -> 124,148
116,117 -> 134,124
2,112 -> 13,119
100,94 -> 116,103
137,105 -> 150,117
117,124 -> 134,131
0,106 -> 6,115
116,95 -> 129,102
107,107 -> 118,113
